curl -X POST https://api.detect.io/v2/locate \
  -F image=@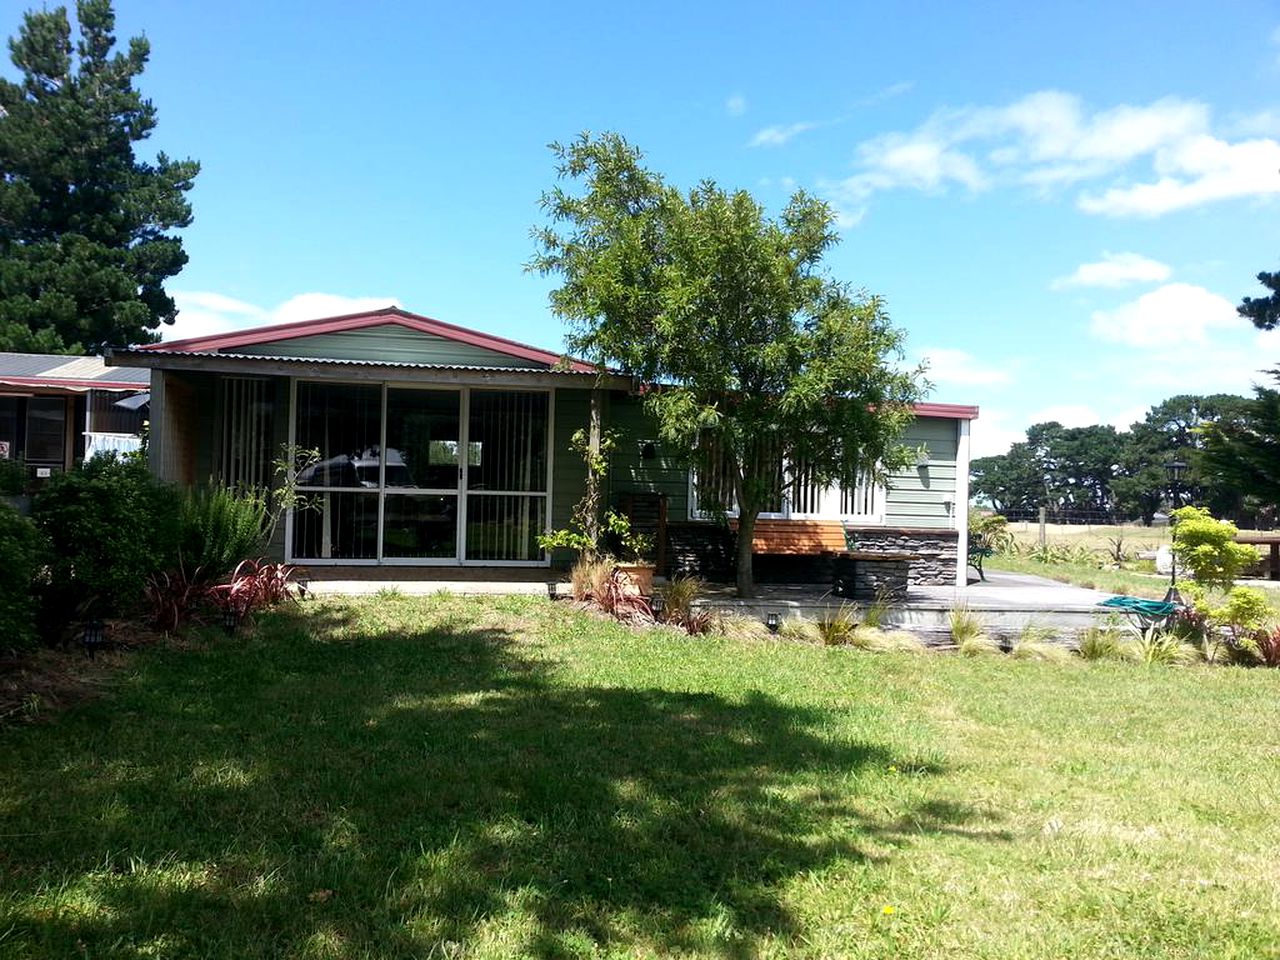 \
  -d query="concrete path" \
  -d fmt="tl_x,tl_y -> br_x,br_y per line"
915,569 -> 1116,610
